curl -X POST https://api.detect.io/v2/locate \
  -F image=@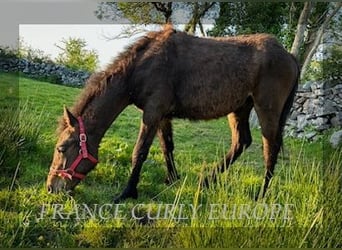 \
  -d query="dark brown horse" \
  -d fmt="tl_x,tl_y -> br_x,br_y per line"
46,25 -> 299,202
